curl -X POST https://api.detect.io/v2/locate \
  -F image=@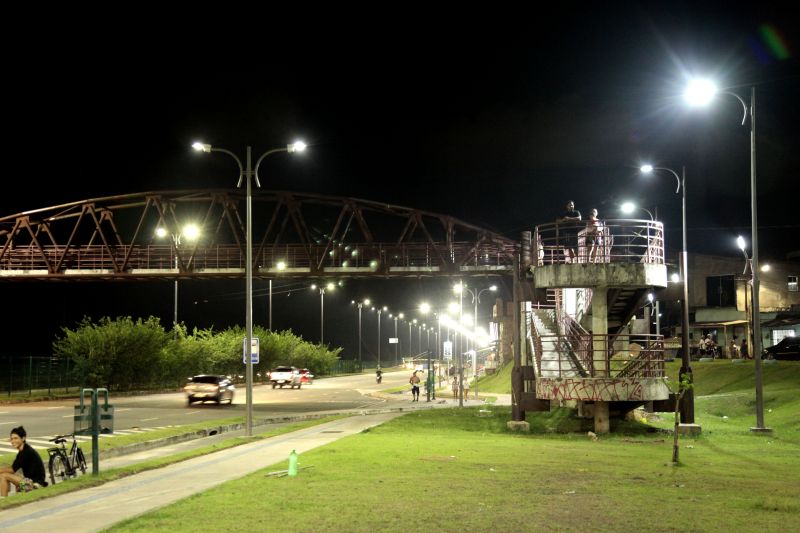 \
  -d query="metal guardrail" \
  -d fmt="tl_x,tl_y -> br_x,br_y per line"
534,219 -> 664,266
532,333 -> 666,379
0,242 -> 514,275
